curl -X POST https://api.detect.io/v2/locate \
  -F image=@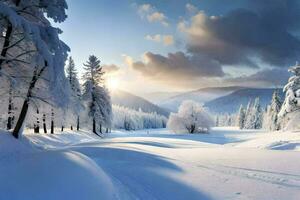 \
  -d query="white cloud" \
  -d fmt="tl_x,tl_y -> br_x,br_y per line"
137,4 -> 169,27
145,34 -> 161,42
145,34 -> 174,46
186,3 -> 198,14
147,12 -> 169,26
